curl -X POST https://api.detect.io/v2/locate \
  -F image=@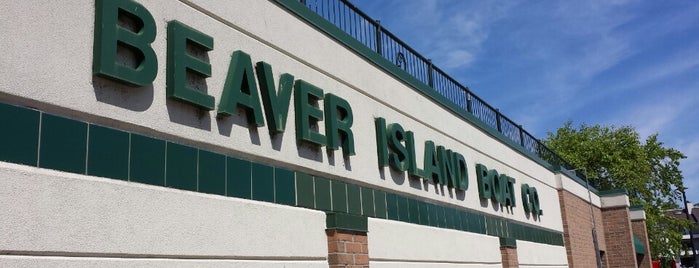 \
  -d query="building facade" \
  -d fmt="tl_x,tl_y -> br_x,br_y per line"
670,205 -> 699,267
0,0 -> 651,267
